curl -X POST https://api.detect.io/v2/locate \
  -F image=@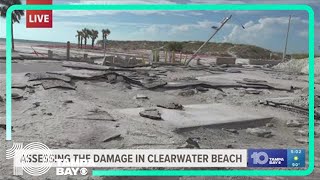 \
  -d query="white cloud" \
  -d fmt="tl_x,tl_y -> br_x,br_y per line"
222,16 -> 315,52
